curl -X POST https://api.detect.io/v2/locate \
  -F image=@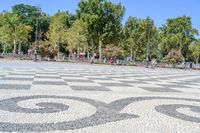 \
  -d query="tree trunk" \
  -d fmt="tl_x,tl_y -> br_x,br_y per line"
57,42 -> 60,61
133,47 -> 138,62
87,51 -> 90,61
73,51 -> 75,61
2,43 -> 6,55
196,57 -> 199,64
13,40 -> 16,54
99,38 -> 102,63
18,42 -> 21,55
133,51 -> 136,62
68,53 -> 71,61
91,39 -> 95,59
130,46 -> 133,61
77,38 -> 80,58
87,41 -> 90,61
